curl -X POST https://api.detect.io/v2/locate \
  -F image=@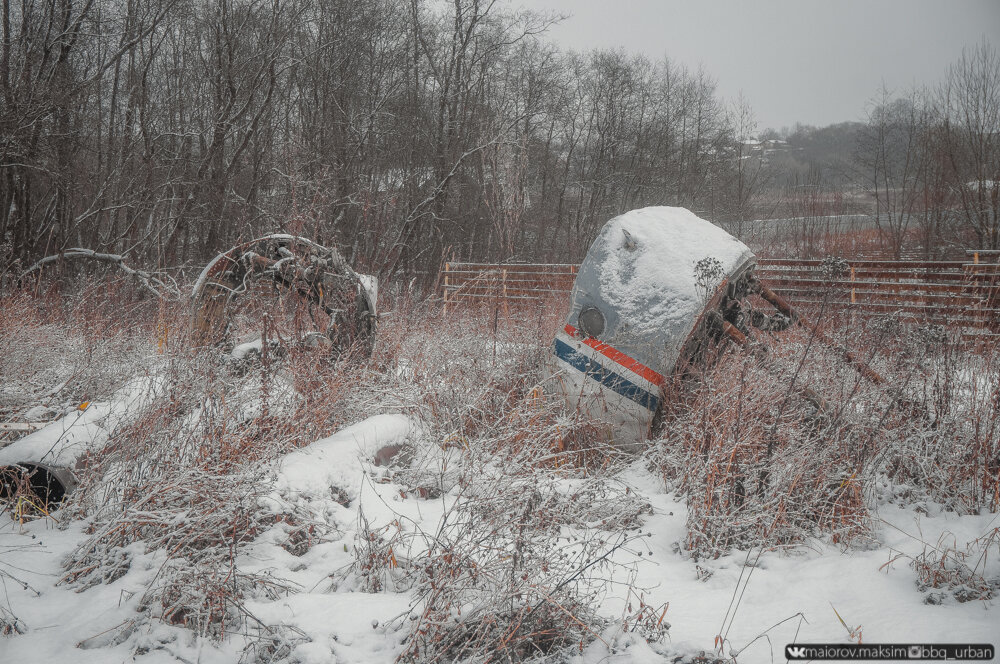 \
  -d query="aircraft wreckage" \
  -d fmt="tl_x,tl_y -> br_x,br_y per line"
544,206 -> 883,449
191,234 -> 378,354
1,234 -> 378,512
3,213 -> 881,512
